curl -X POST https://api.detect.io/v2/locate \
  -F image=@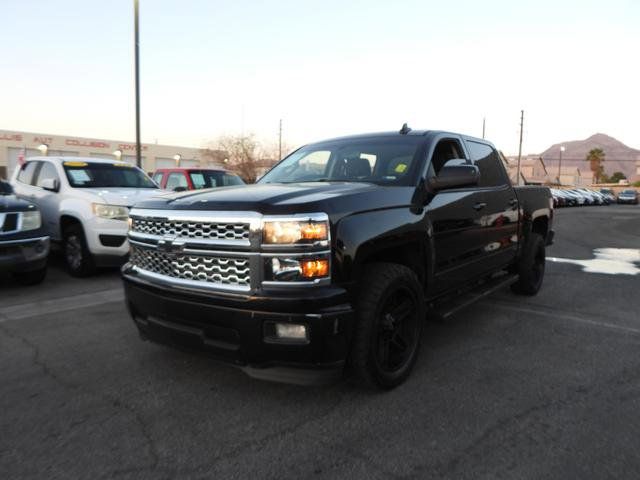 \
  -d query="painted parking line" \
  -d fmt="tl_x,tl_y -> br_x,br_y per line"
490,300 -> 640,336
548,248 -> 640,275
0,288 -> 124,322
